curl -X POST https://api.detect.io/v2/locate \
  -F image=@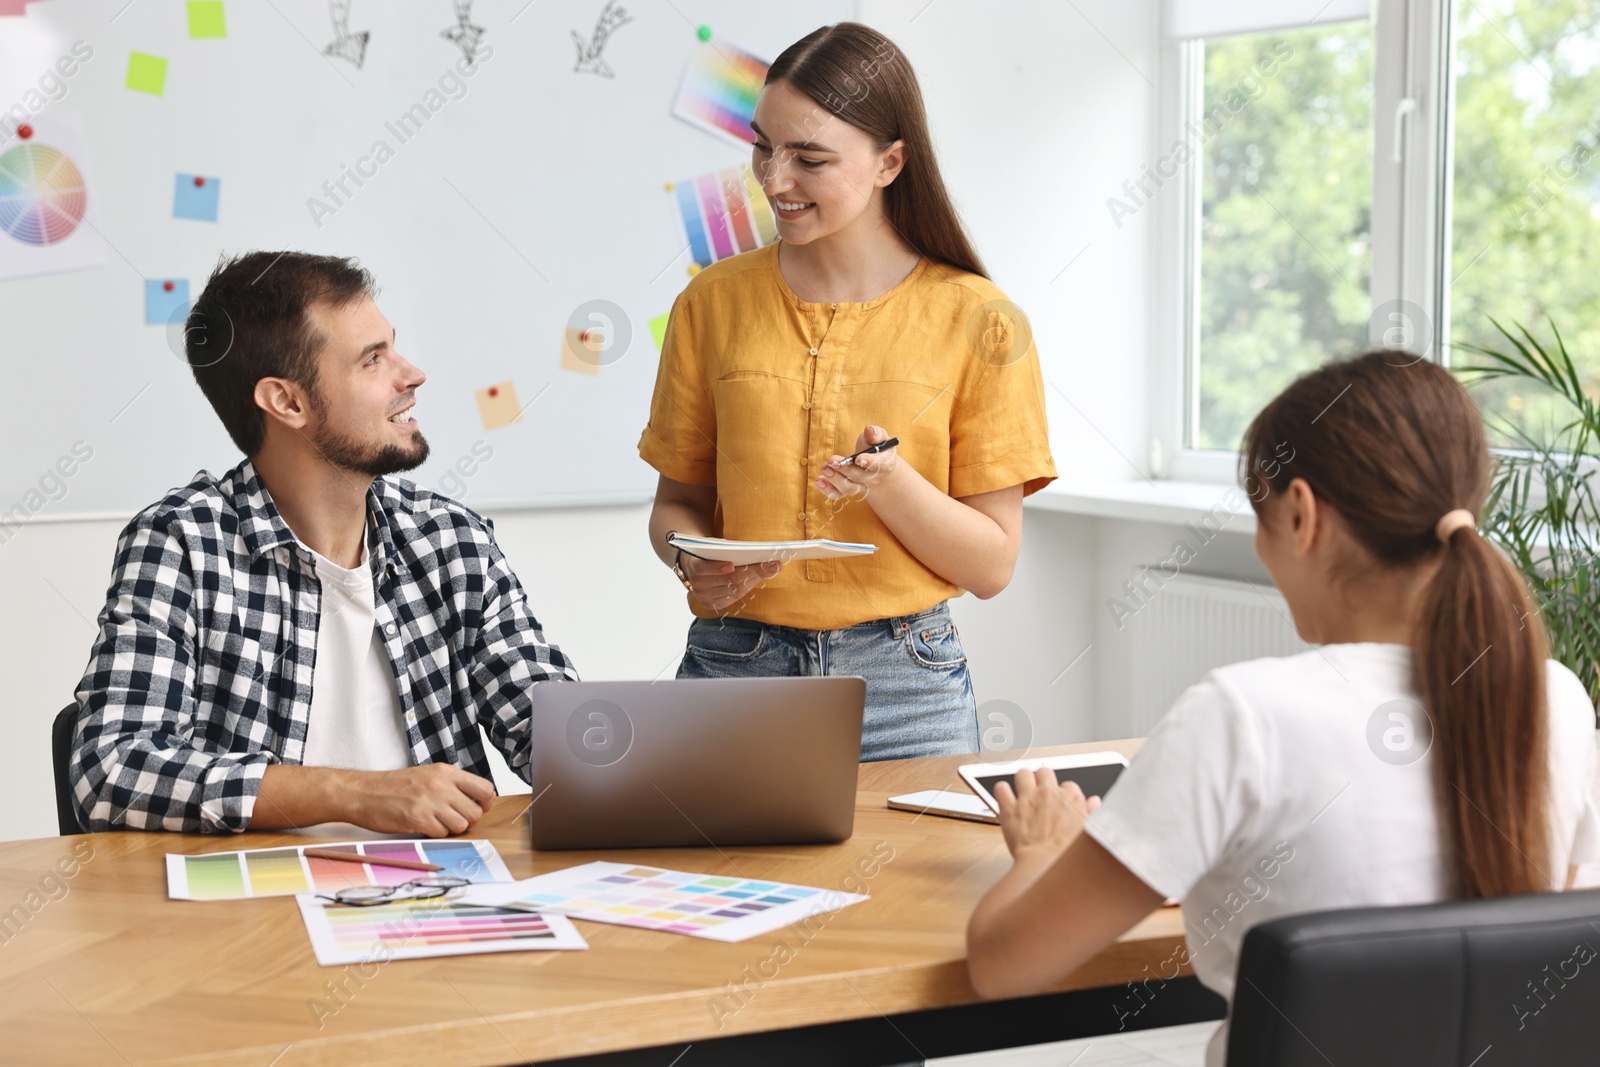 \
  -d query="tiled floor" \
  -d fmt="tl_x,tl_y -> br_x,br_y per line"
926,1021 -> 1219,1067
